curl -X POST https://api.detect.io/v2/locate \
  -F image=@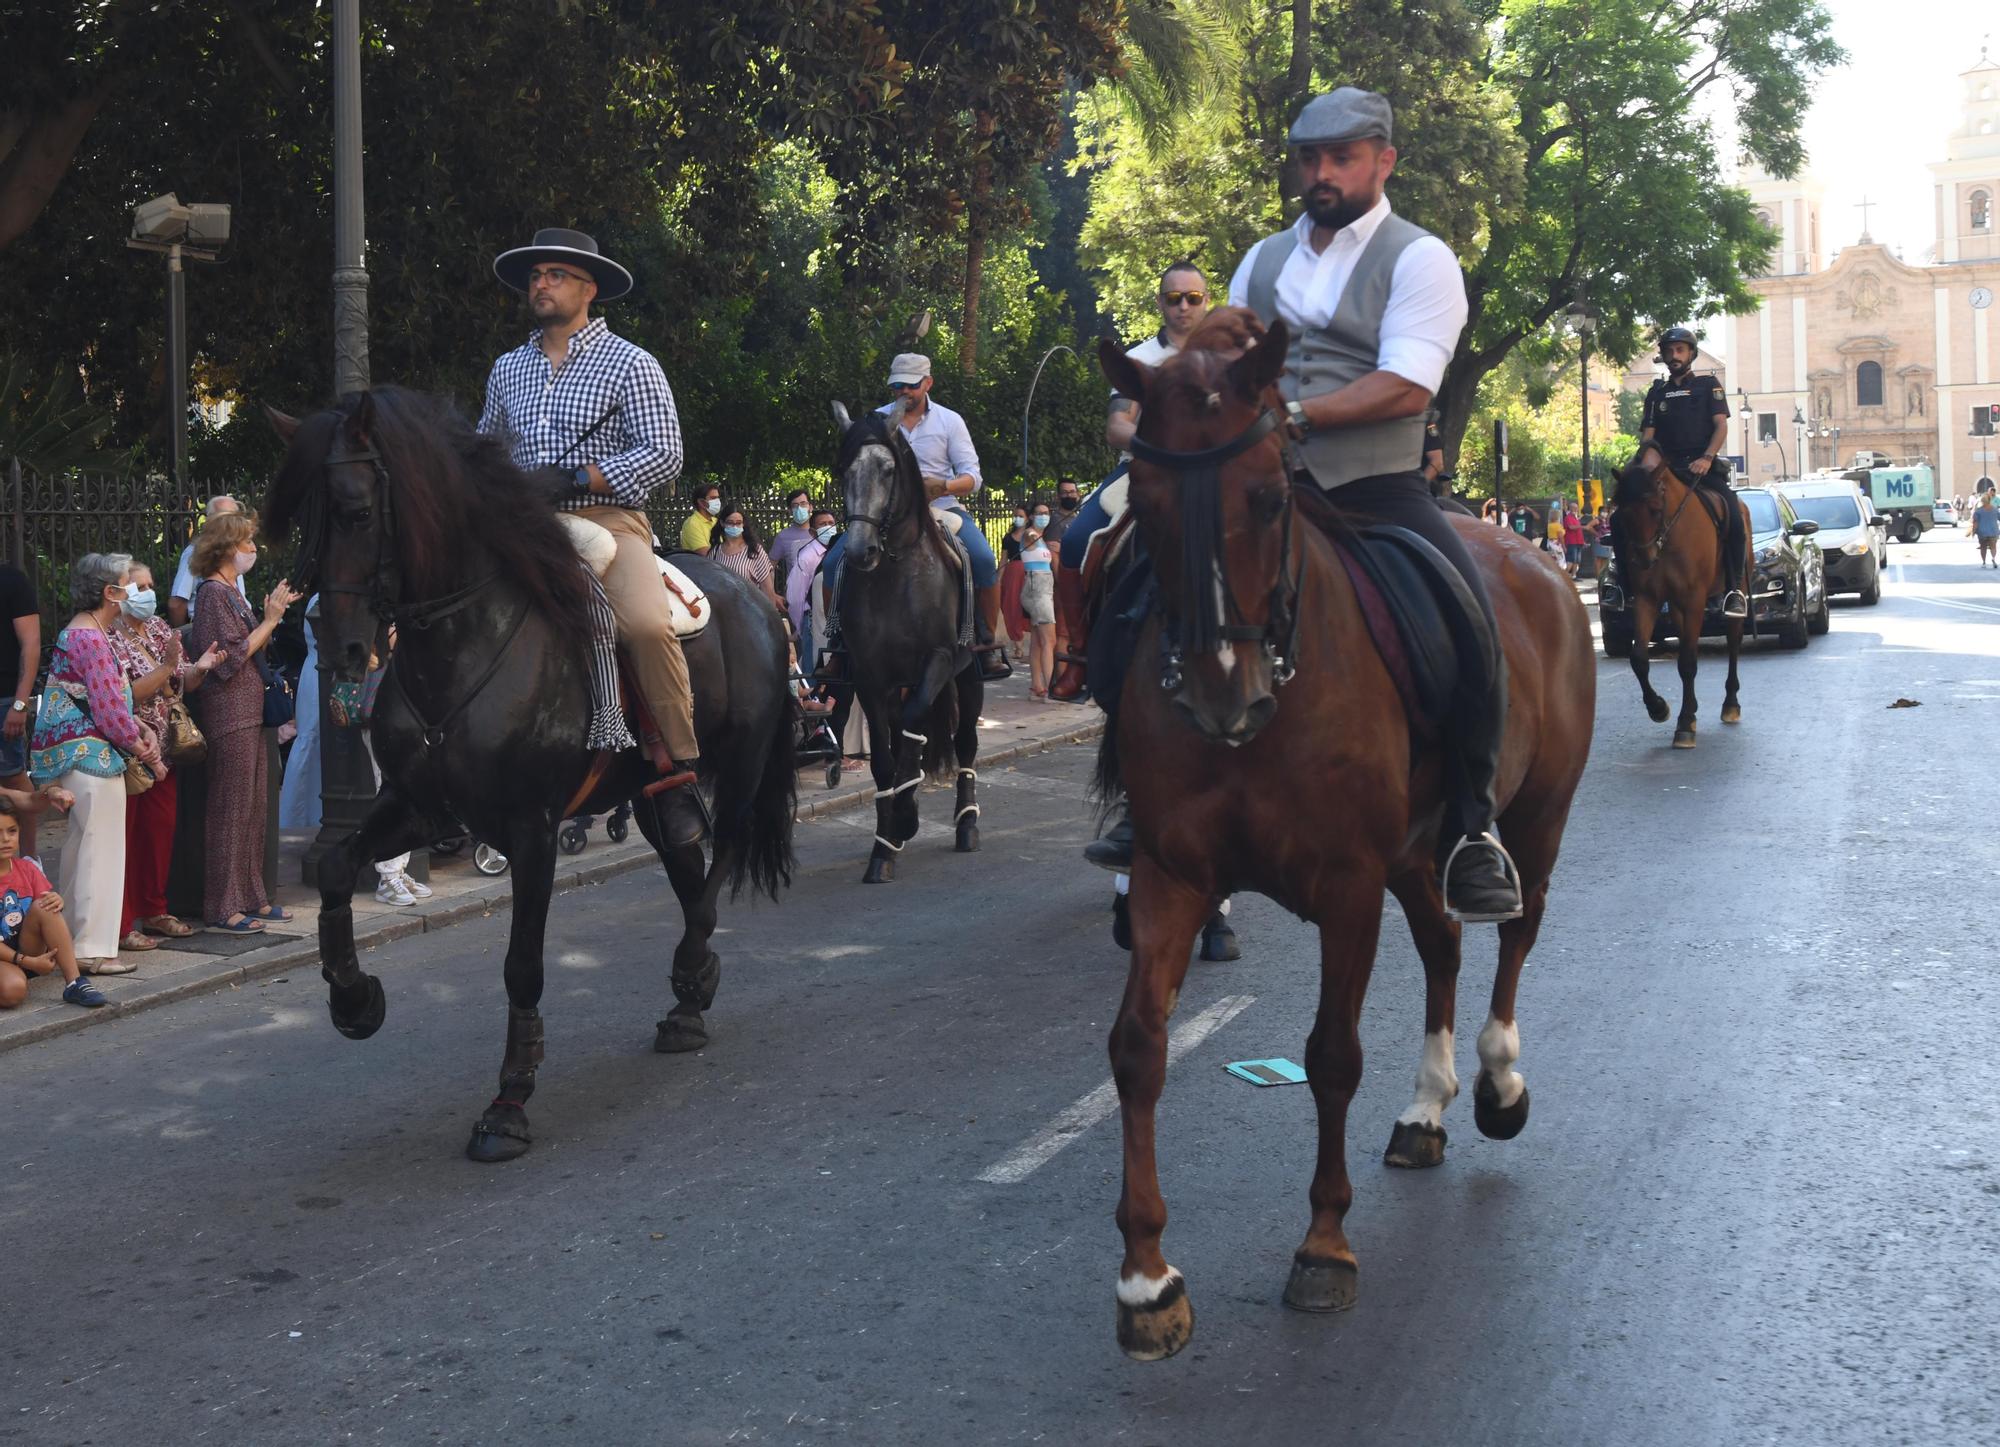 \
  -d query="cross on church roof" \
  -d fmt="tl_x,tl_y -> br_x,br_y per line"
1856,195 -> 1876,243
